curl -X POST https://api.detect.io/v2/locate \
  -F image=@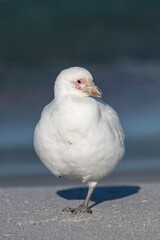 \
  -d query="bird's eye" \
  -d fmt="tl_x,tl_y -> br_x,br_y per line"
77,80 -> 81,84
